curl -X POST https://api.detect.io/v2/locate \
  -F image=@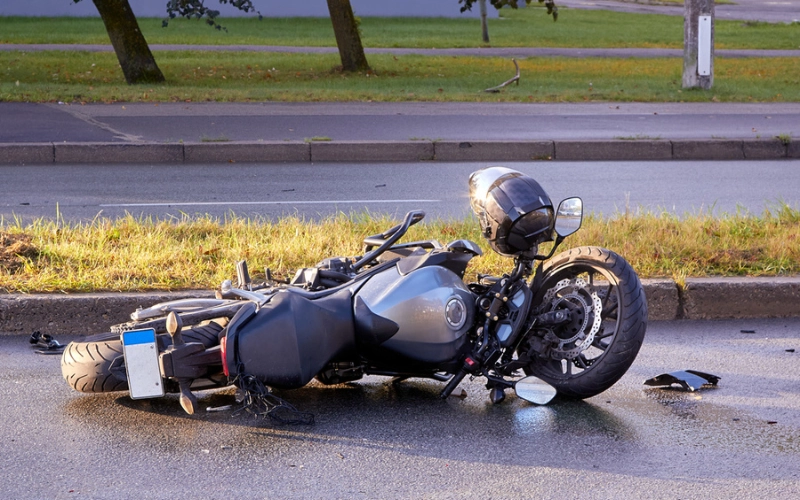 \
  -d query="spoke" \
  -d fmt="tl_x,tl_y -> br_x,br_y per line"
595,330 -> 614,340
601,288 -> 619,319
592,339 -> 609,351
601,284 -> 613,309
